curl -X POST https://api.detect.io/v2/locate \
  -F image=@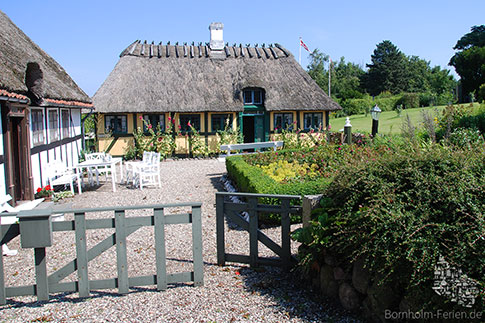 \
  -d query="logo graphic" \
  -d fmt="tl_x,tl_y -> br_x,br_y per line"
432,256 -> 480,308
